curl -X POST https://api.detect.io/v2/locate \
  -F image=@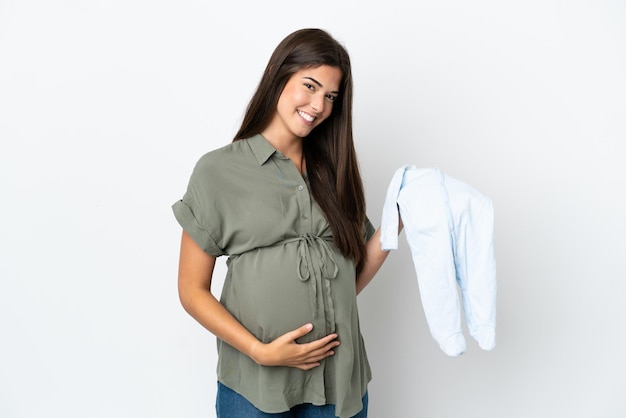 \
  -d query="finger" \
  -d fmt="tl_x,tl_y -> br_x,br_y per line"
302,333 -> 339,351
302,345 -> 337,363
295,362 -> 321,371
301,343 -> 340,364
286,323 -> 314,341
